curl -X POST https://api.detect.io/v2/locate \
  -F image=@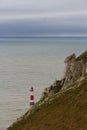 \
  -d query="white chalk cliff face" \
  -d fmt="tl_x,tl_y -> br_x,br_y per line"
40,50 -> 87,101
63,50 -> 87,88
